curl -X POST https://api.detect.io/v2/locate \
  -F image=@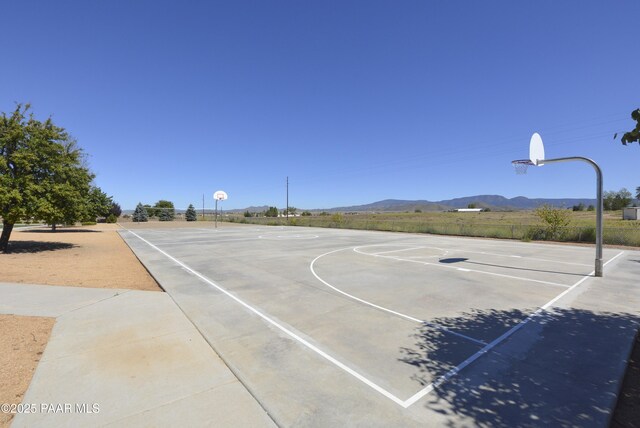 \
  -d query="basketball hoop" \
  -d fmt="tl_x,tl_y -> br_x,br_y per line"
512,159 -> 534,175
